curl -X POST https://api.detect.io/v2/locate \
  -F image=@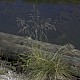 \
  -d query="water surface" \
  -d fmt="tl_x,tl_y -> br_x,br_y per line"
0,0 -> 80,49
